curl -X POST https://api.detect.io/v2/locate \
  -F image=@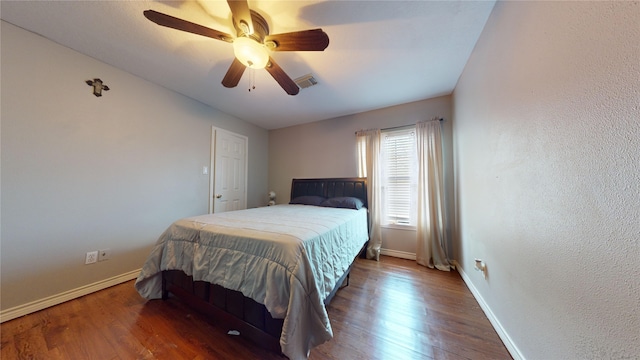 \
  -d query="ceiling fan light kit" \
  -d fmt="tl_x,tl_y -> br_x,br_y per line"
233,37 -> 269,69
143,0 -> 329,95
